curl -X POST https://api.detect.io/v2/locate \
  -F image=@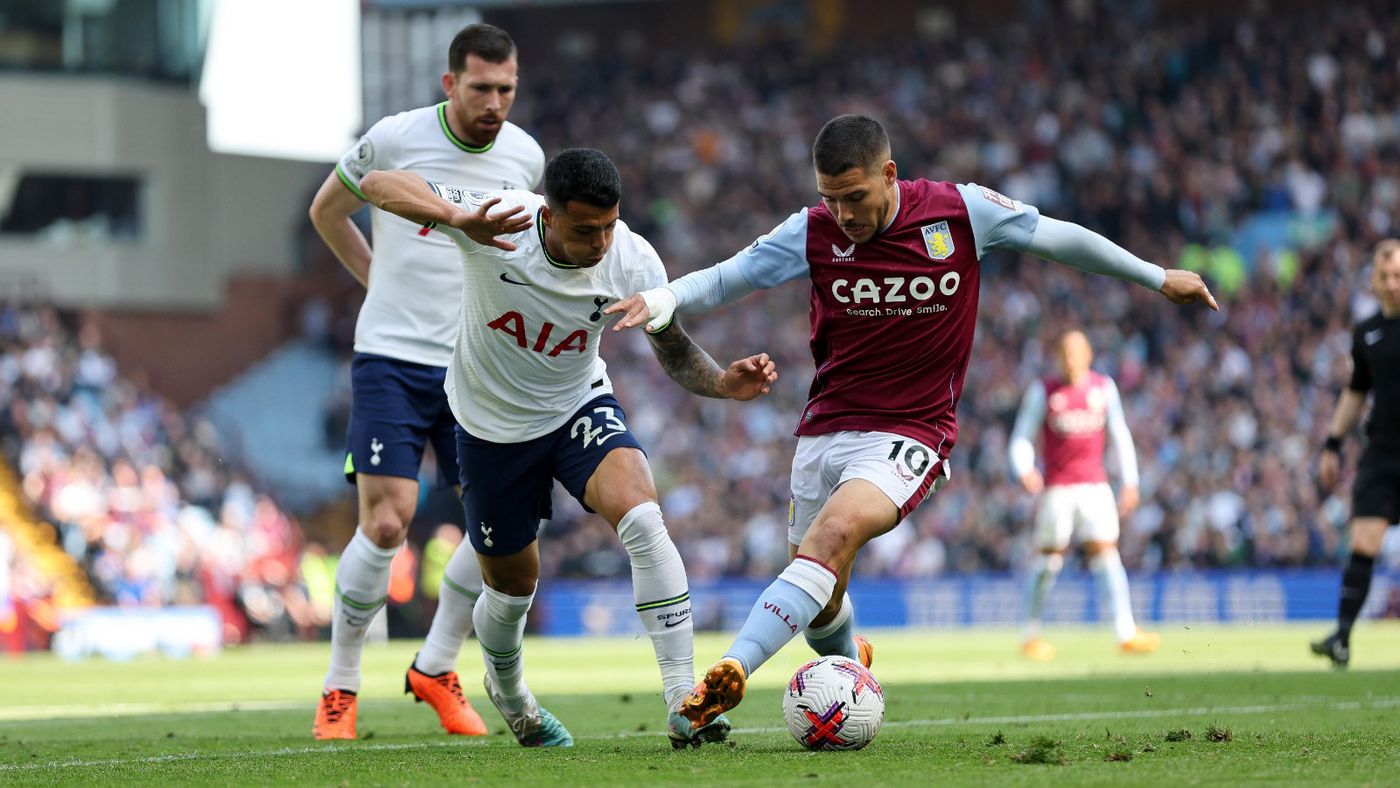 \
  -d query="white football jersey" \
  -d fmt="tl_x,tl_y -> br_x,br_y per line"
426,185 -> 668,442
336,103 -> 545,367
